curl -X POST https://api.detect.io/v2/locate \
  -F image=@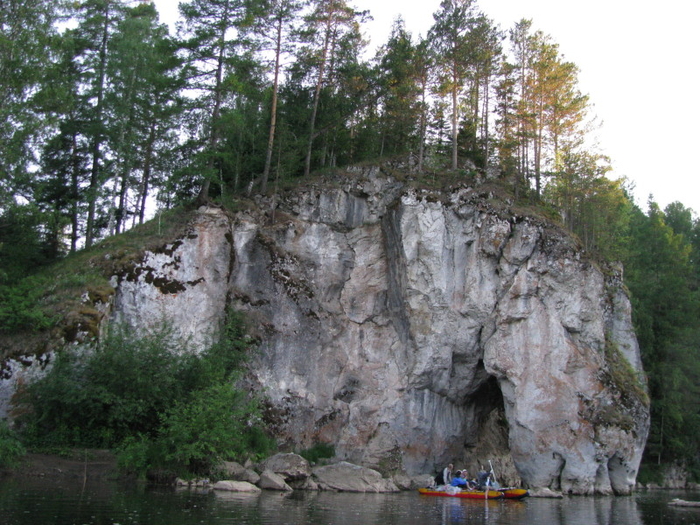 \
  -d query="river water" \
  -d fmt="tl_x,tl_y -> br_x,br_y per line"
1,476 -> 699,525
